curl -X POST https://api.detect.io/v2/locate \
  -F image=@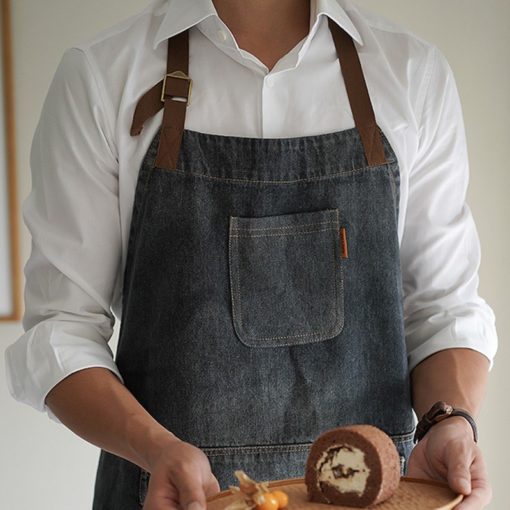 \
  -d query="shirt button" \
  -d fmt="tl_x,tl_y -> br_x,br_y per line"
266,76 -> 274,87
217,29 -> 227,42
